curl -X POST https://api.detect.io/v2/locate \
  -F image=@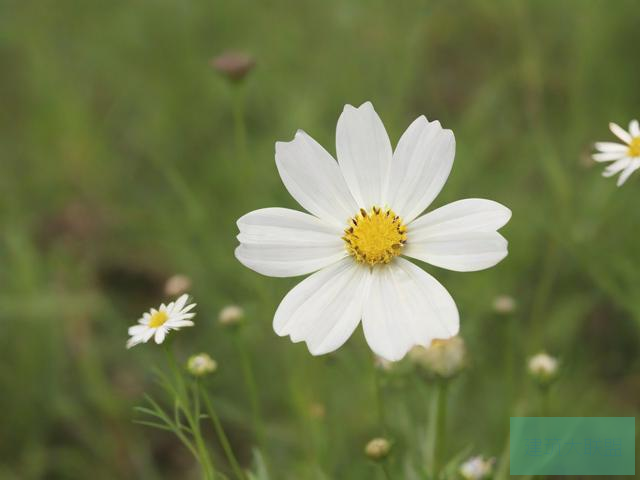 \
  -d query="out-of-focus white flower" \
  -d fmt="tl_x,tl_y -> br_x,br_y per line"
409,336 -> 466,379
492,294 -> 516,314
459,455 -> 495,480
364,437 -> 391,461
593,120 -> 640,186
187,353 -> 217,377
164,274 -> 192,297
218,305 -> 245,327
127,294 -> 196,348
528,352 -> 559,385
235,101 -> 511,361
